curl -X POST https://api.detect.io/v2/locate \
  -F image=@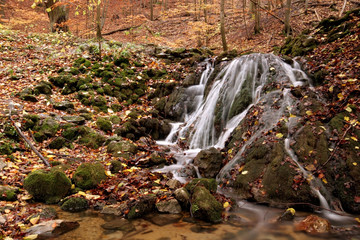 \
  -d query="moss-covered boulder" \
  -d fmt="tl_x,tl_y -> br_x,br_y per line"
110,160 -> 123,173
279,34 -> 318,56
78,130 -> 106,149
164,87 -> 187,121
127,195 -> 156,219
193,147 -> 223,178
23,169 -> 71,204
22,114 -> 40,130
73,163 -> 107,190
17,87 -> 38,102
0,186 -> 18,201
53,101 -> 75,111
96,117 -> 112,132
34,81 -> 53,95
48,137 -> 69,149
107,140 -> 138,156
185,178 -> 217,193
138,118 -> 171,140
62,116 -> 86,125
33,118 -> 60,142
61,197 -> 88,212
190,186 -> 223,223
